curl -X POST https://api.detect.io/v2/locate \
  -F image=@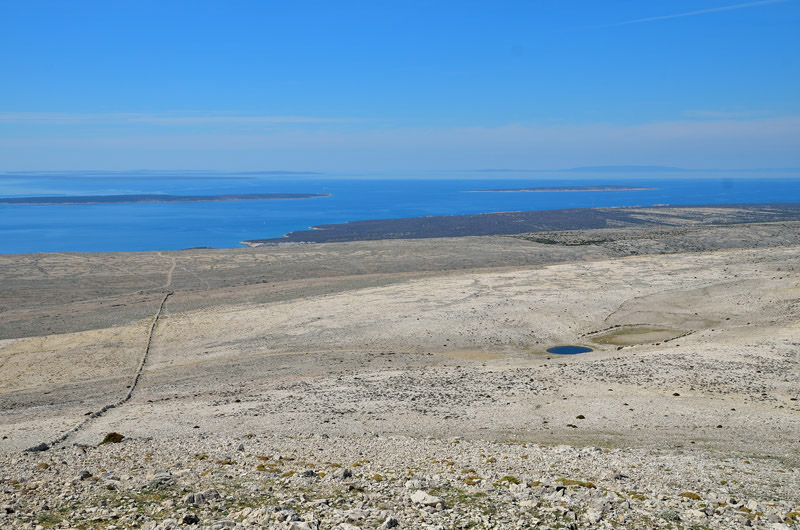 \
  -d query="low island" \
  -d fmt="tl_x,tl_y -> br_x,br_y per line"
0,192 -> 330,205
464,184 -> 656,193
